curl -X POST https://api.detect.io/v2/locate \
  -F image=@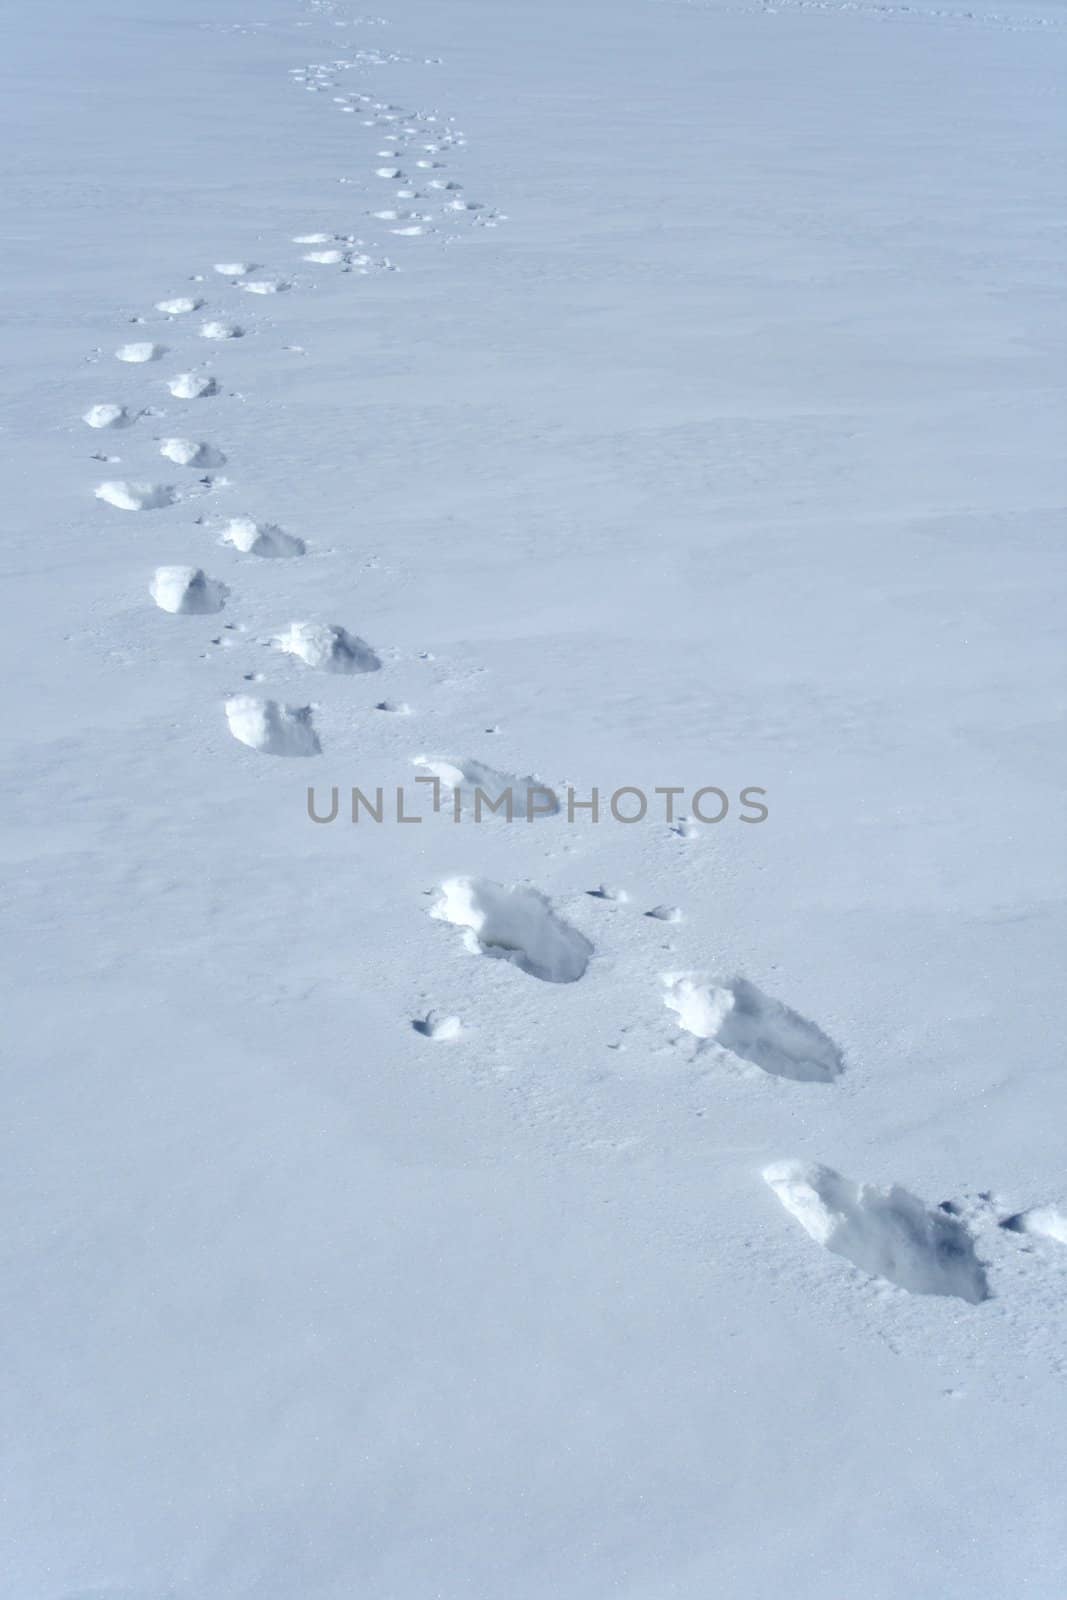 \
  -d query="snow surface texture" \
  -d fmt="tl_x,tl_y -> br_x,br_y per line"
2,0 -> 1066,1595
